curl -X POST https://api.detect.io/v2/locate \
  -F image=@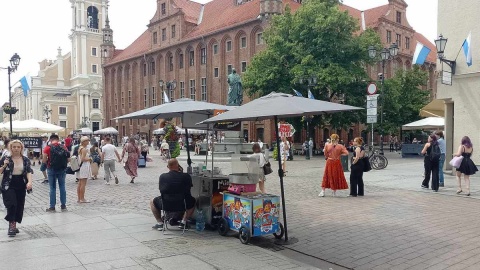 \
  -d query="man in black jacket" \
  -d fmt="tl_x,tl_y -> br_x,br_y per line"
150,158 -> 195,230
